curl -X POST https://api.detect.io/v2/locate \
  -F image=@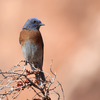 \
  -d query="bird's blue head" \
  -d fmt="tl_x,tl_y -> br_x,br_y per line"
22,18 -> 45,31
